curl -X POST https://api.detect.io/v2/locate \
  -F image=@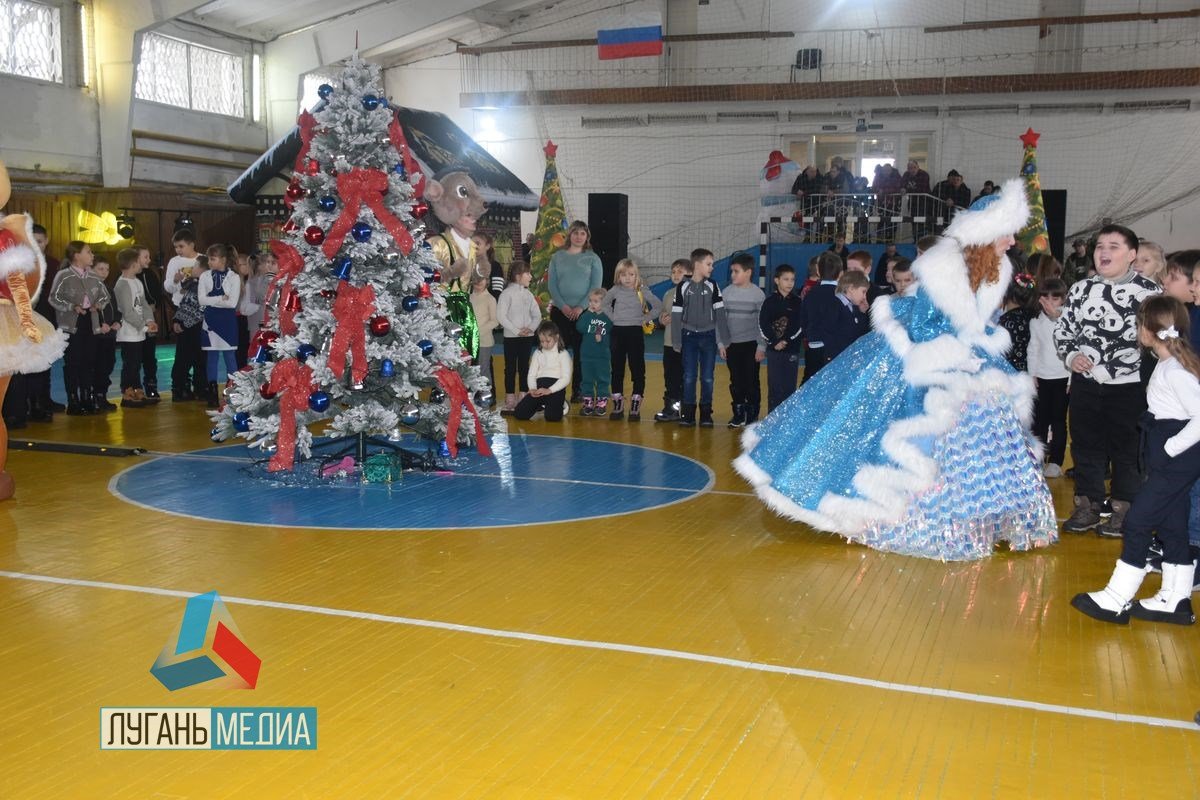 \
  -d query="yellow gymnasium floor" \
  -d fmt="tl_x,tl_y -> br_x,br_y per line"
1,367 -> 1198,799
